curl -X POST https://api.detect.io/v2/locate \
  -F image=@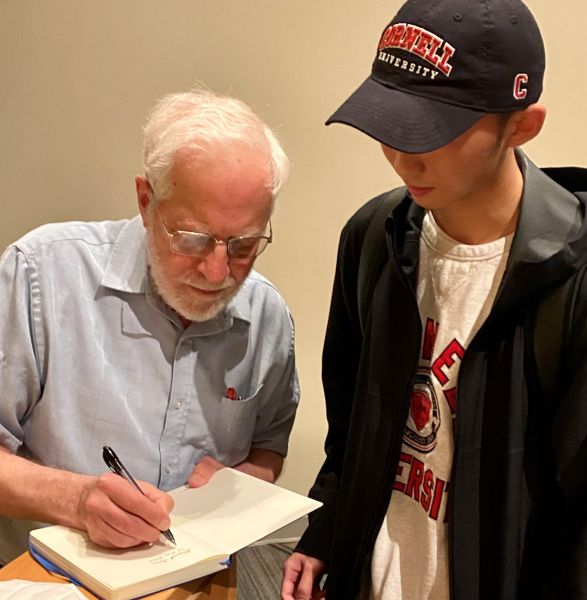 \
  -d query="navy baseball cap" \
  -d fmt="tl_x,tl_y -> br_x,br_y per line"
326,0 -> 546,153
